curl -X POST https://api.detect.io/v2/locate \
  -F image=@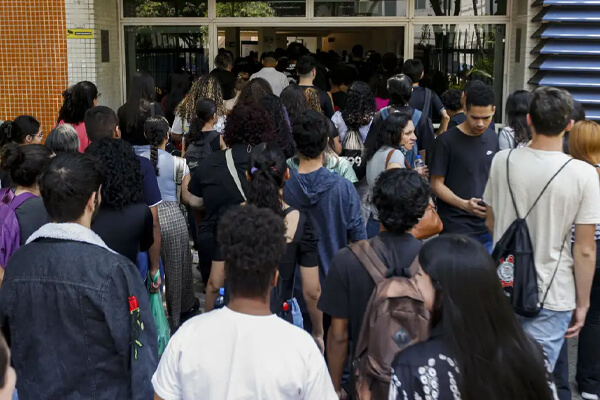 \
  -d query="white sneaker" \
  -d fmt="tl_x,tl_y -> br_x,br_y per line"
581,392 -> 599,400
